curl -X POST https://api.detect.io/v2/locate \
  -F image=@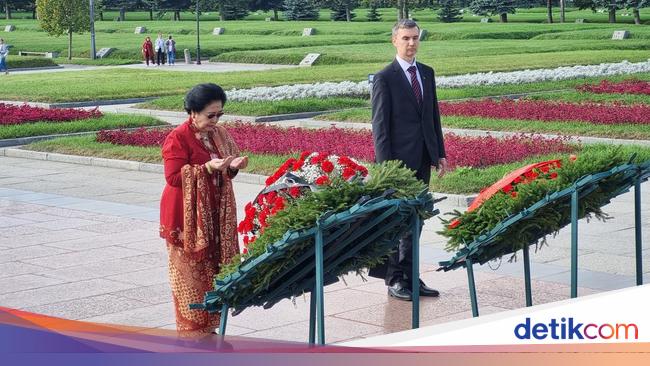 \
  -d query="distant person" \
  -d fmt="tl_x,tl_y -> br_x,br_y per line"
160,83 -> 247,337
155,33 -> 165,66
0,38 -> 9,75
166,35 -> 176,66
141,36 -> 155,66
